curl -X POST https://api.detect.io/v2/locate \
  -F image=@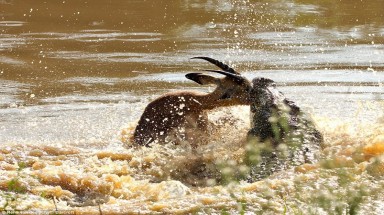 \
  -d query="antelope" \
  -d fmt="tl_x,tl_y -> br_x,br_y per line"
133,57 -> 252,146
